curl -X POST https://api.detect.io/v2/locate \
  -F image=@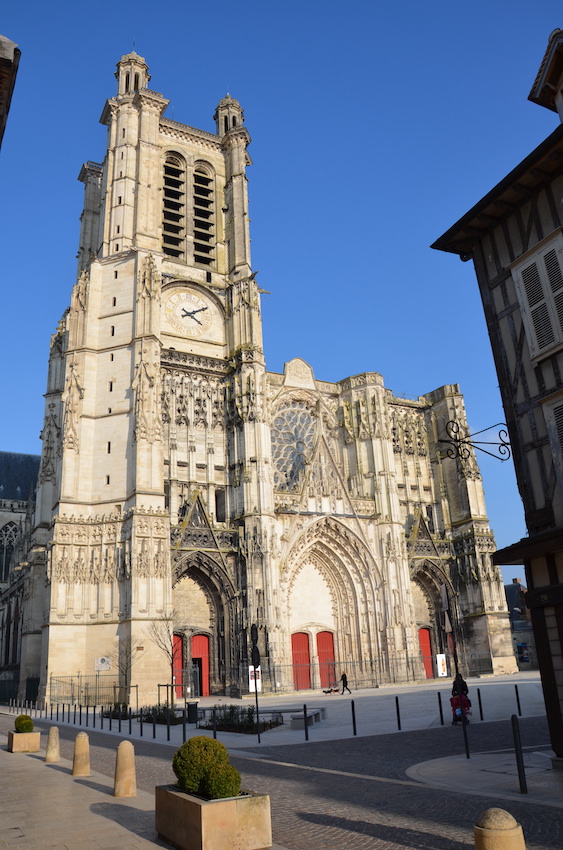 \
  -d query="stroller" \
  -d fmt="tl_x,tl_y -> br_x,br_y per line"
450,694 -> 471,725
